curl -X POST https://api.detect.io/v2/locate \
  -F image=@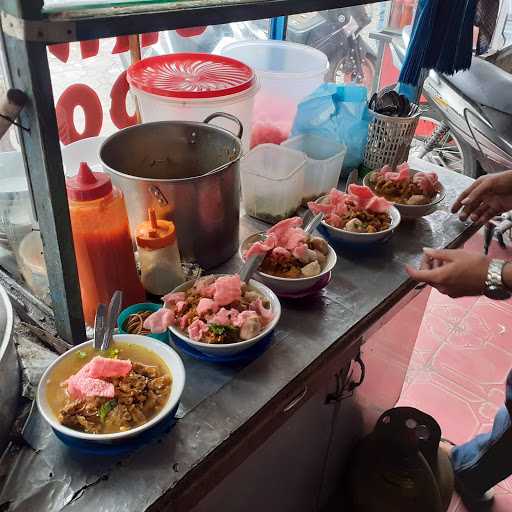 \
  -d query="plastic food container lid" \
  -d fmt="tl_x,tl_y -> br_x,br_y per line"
66,162 -> 112,201
136,208 -> 176,249
127,53 -> 256,99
